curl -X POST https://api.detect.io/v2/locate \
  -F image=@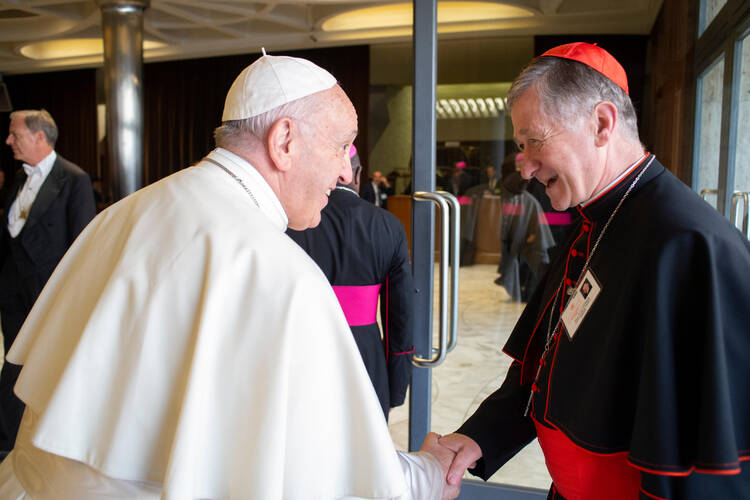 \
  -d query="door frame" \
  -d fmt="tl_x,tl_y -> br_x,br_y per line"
407,0 -> 546,498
